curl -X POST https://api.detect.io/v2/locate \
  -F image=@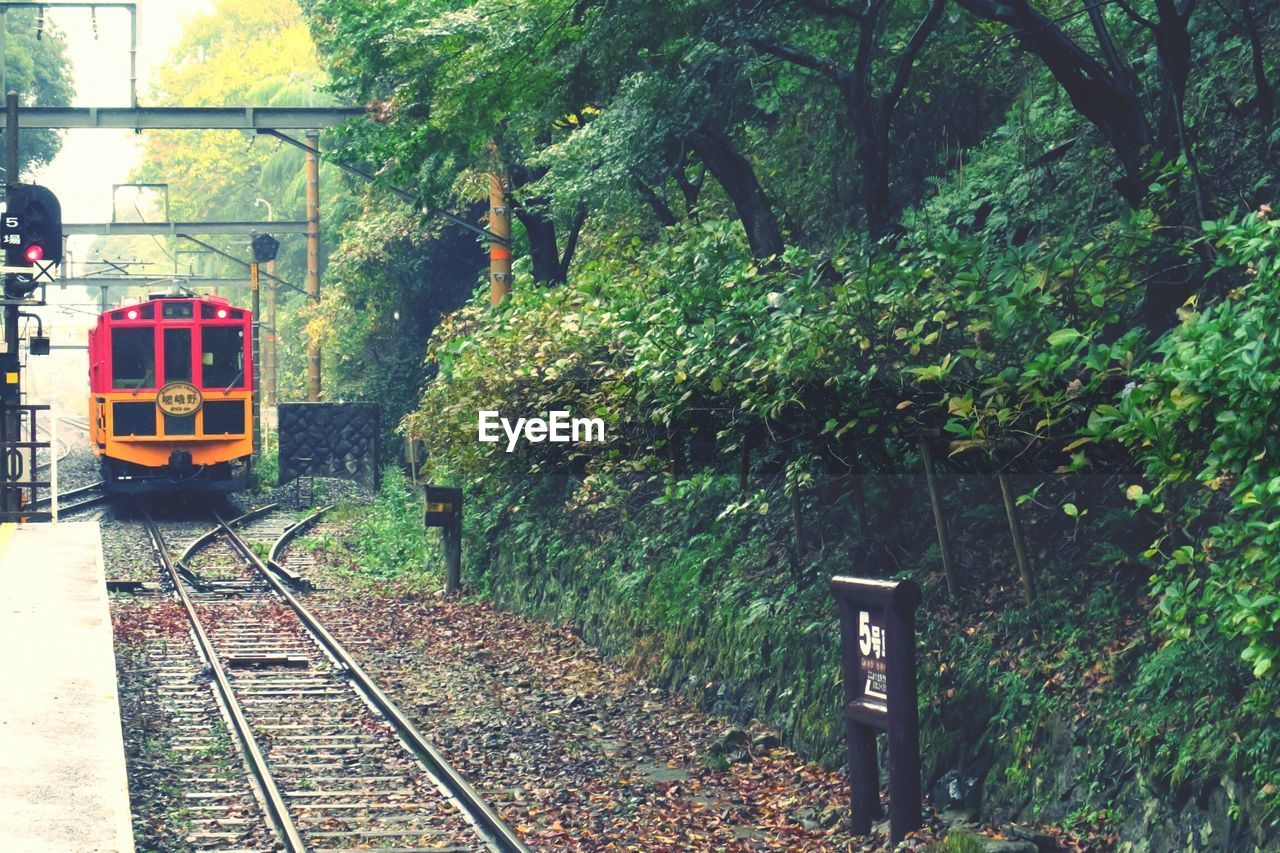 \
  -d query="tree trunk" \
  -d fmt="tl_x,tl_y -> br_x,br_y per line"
1240,0 -> 1274,128
956,0 -> 1155,205
634,177 -> 678,226
512,203 -> 566,284
688,125 -> 785,260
